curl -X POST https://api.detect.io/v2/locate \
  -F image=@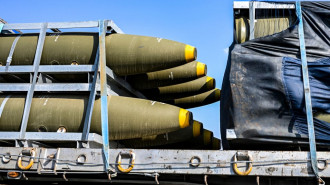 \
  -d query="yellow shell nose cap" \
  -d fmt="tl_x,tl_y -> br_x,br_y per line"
185,45 -> 197,62
179,109 -> 190,128
206,77 -> 215,89
196,62 -> 207,77
203,130 -> 213,145
192,121 -> 202,137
